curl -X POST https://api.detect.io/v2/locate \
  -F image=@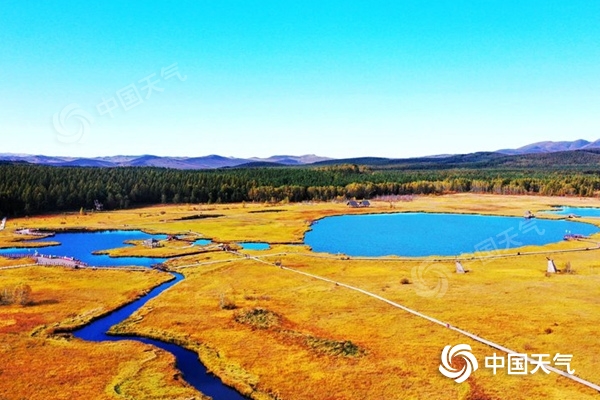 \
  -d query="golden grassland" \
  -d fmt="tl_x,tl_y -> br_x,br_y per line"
0,263 -> 203,400
118,255 -> 600,399
2,194 -> 600,399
